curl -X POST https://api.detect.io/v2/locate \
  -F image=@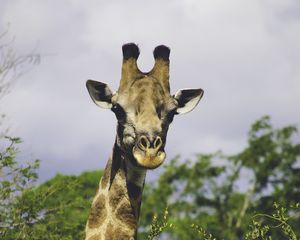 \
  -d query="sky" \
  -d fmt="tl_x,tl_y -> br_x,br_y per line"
0,0 -> 299,182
